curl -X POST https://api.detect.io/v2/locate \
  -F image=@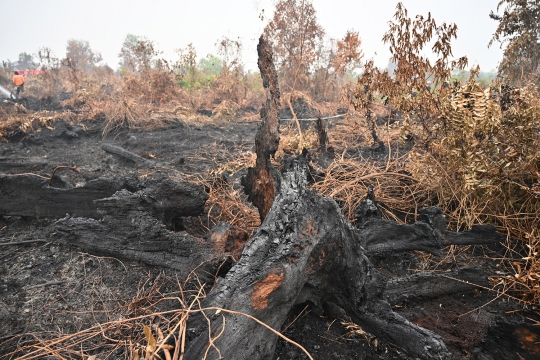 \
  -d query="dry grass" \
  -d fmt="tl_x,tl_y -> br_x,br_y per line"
212,100 -> 240,121
197,151 -> 261,231
0,105 -> 83,140
2,268 -> 312,360
314,156 -> 426,223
